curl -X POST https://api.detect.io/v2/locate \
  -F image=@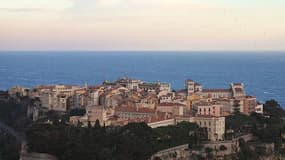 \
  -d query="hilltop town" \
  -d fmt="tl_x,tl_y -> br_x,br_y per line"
8,78 -> 263,141
3,78 -> 285,160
